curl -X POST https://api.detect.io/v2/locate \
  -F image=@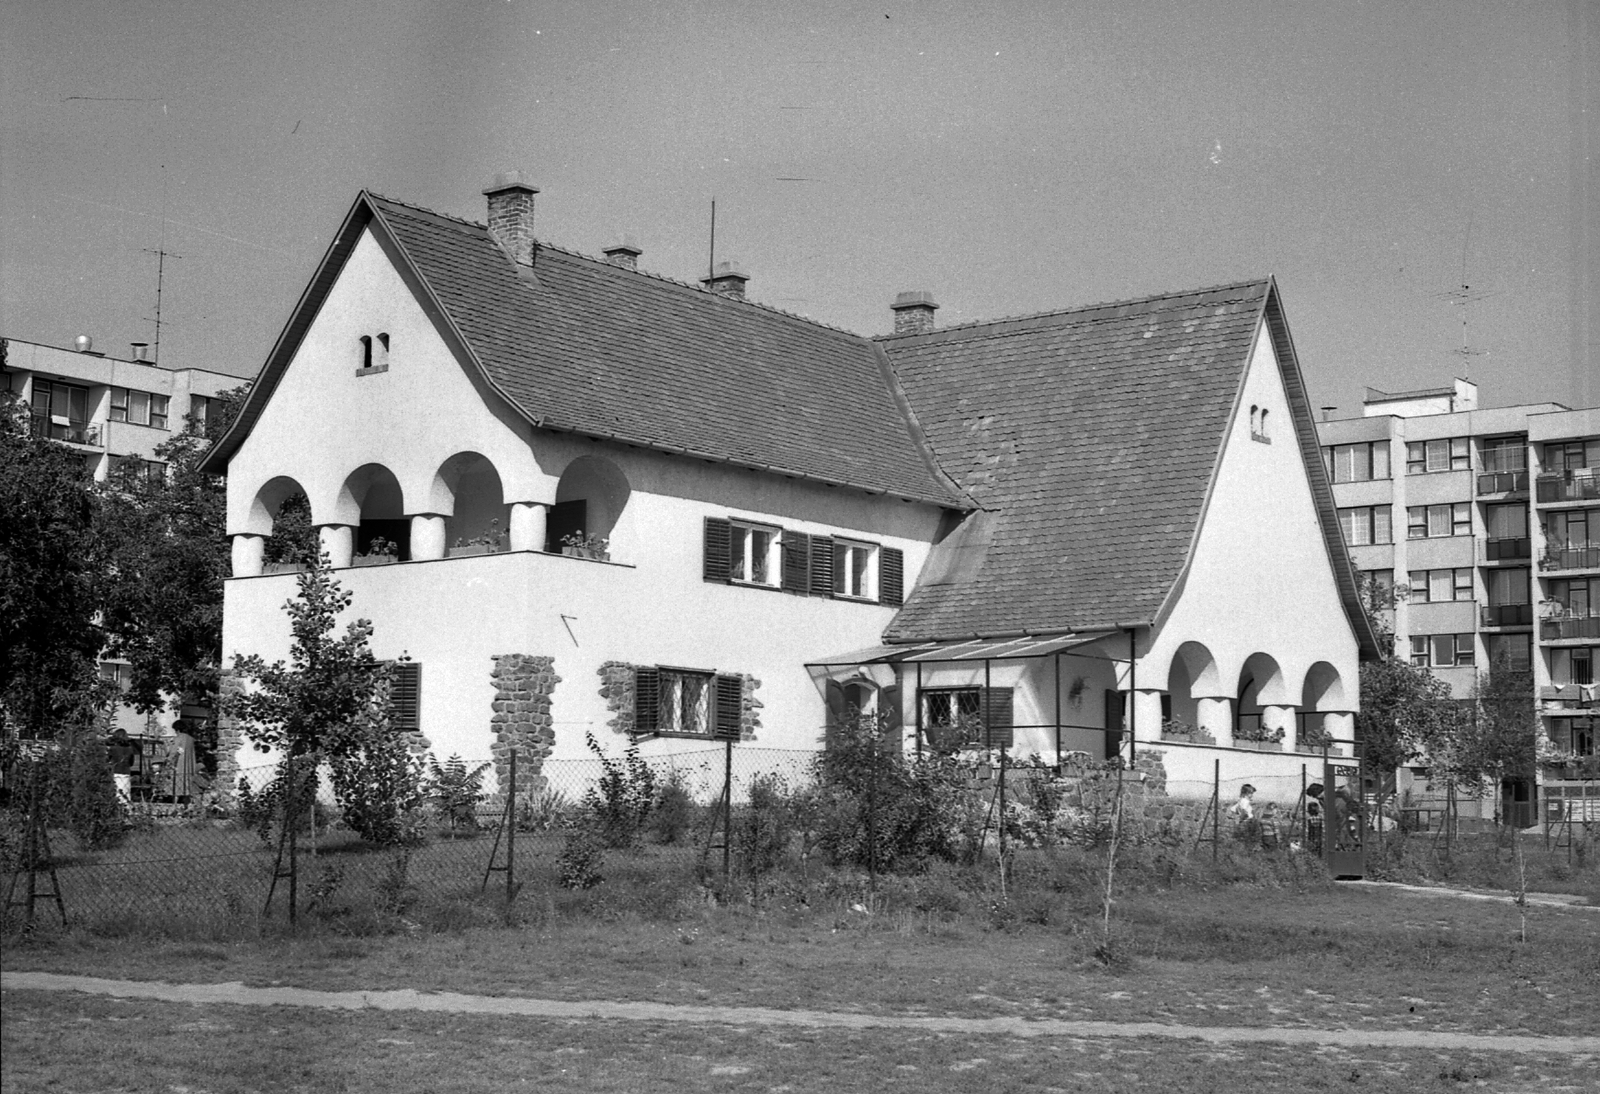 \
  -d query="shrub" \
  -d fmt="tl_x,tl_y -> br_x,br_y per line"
556,828 -> 606,889
651,769 -> 696,845
734,773 -> 794,885
516,787 -> 573,833
332,734 -> 426,847
582,732 -> 656,849
425,754 -> 490,835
